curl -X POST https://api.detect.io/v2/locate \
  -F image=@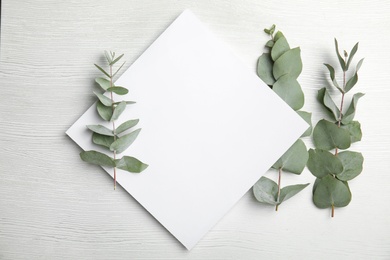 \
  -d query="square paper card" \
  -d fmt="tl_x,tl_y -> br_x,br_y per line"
67,10 -> 308,250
